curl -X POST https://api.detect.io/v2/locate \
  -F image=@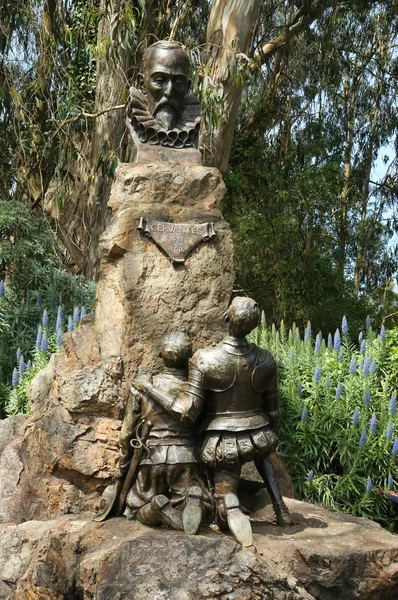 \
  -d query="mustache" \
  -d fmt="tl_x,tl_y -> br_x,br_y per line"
154,98 -> 181,112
